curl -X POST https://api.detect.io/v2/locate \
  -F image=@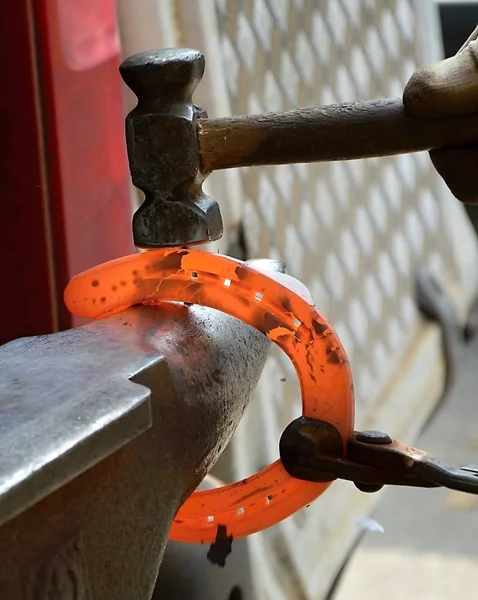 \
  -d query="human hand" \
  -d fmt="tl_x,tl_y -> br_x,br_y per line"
403,25 -> 478,203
